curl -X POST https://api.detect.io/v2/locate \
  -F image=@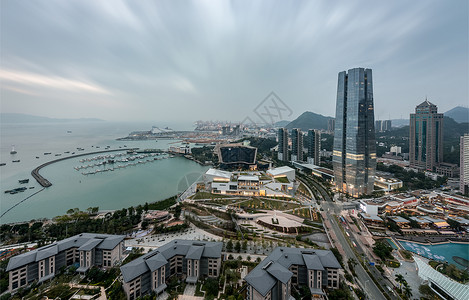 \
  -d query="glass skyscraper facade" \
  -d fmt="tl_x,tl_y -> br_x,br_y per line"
333,68 -> 376,197
277,128 -> 289,161
307,129 -> 321,165
291,128 -> 303,162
